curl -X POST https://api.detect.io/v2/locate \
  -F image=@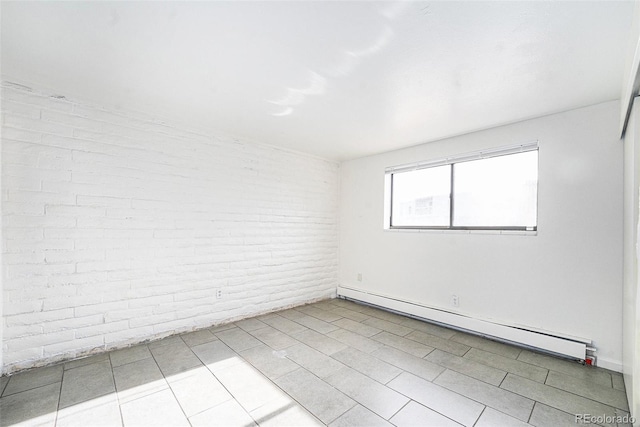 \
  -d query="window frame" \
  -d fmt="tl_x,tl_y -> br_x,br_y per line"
385,143 -> 539,232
